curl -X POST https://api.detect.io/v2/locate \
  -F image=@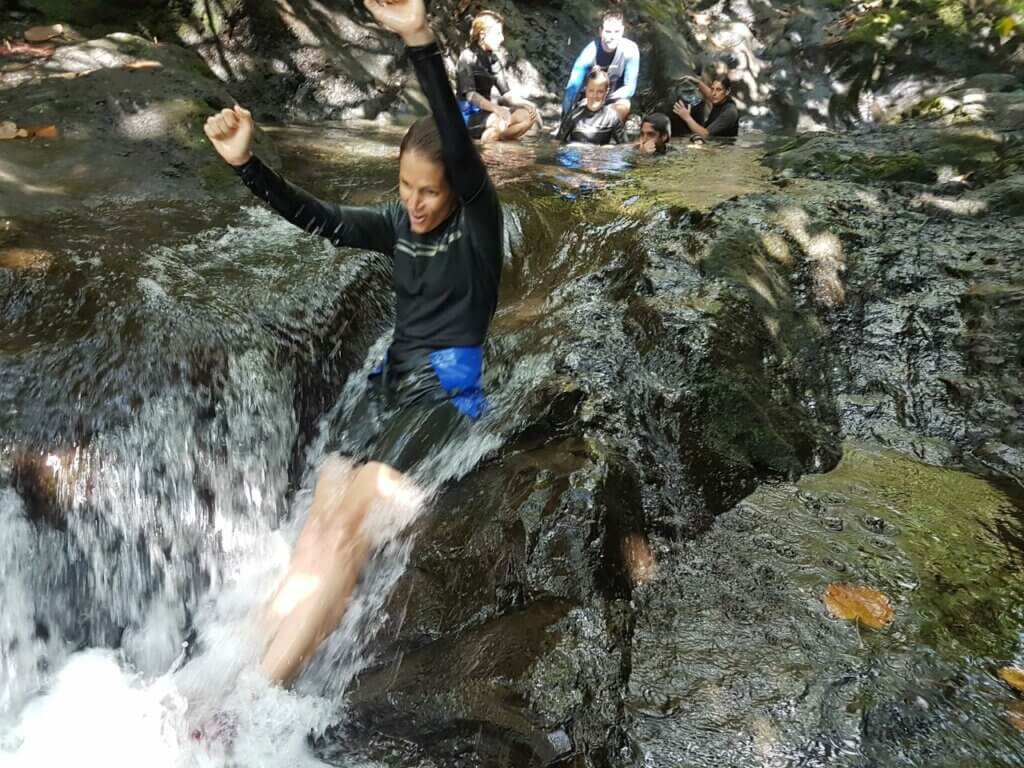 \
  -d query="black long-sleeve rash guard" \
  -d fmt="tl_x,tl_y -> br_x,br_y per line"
234,42 -> 503,372
557,104 -> 626,145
